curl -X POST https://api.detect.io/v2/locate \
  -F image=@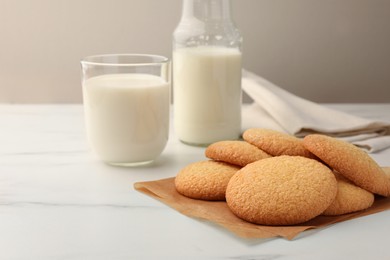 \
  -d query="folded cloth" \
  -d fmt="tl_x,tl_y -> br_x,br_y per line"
241,70 -> 390,153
